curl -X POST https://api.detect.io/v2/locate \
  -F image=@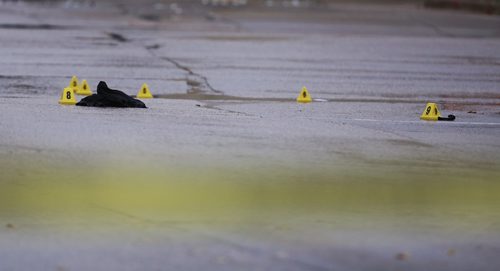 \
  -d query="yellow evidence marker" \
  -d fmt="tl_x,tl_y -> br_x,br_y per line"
137,83 -> 153,98
296,86 -> 312,103
68,75 -> 79,93
76,79 -> 93,96
420,103 -> 440,121
59,87 -> 77,105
